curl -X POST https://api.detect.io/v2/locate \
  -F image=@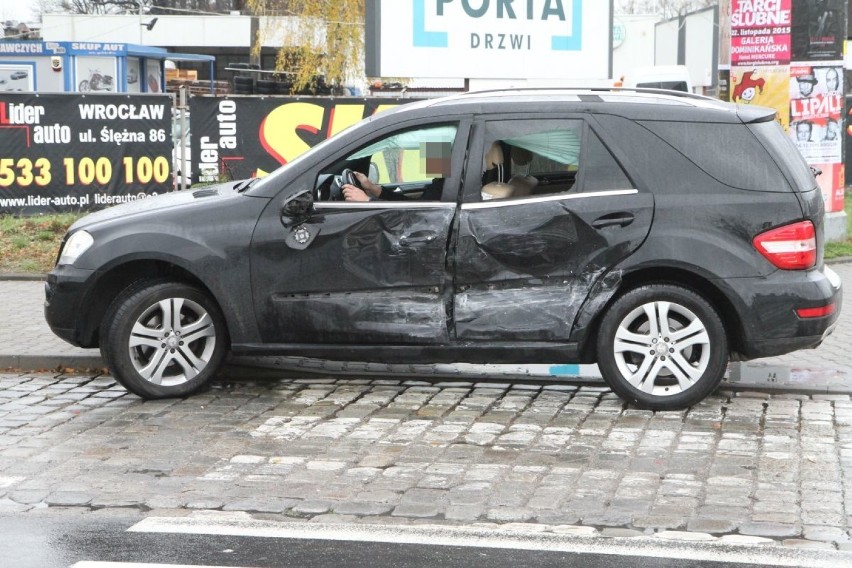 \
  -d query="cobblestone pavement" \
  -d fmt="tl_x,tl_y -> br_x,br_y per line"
1,372 -> 851,552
